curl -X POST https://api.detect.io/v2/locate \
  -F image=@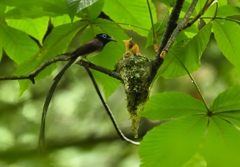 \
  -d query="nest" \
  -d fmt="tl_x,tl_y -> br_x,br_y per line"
115,50 -> 152,138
